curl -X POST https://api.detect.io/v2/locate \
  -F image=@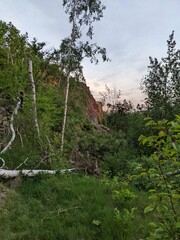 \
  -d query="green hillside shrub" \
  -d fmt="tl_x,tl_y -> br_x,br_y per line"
136,116 -> 180,239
